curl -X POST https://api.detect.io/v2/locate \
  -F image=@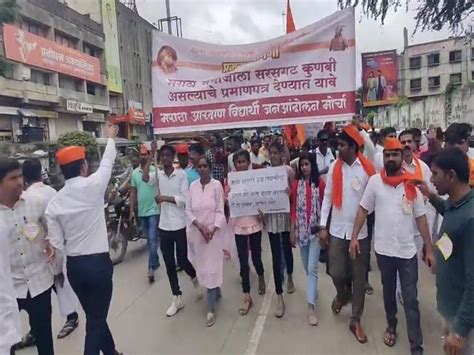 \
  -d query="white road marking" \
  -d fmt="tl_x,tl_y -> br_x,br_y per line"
245,276 -> 274,355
